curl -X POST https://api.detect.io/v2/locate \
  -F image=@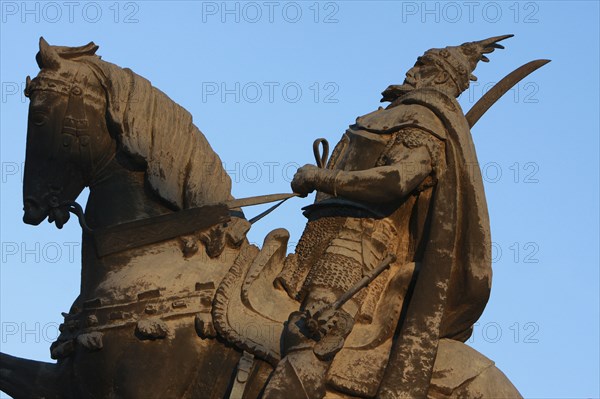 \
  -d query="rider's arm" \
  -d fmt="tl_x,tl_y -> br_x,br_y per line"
292,142 -> 436,203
